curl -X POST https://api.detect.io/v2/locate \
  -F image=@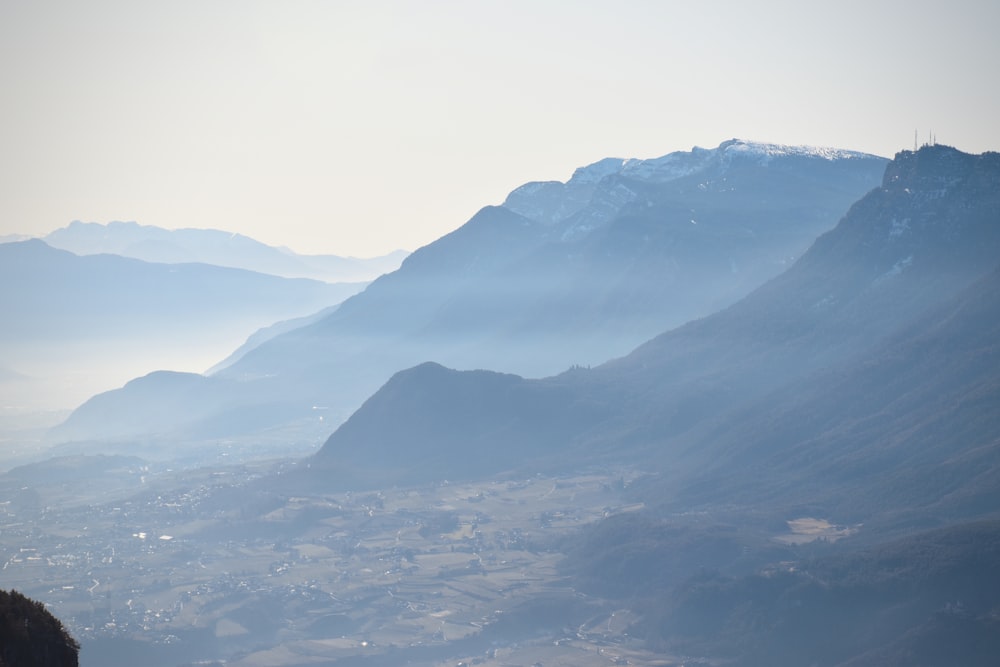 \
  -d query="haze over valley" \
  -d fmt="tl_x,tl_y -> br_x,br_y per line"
2,138 -> 1000,666
4,4 -> 1000,665
47,140 -> 888,458
0,229 -> 401,463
